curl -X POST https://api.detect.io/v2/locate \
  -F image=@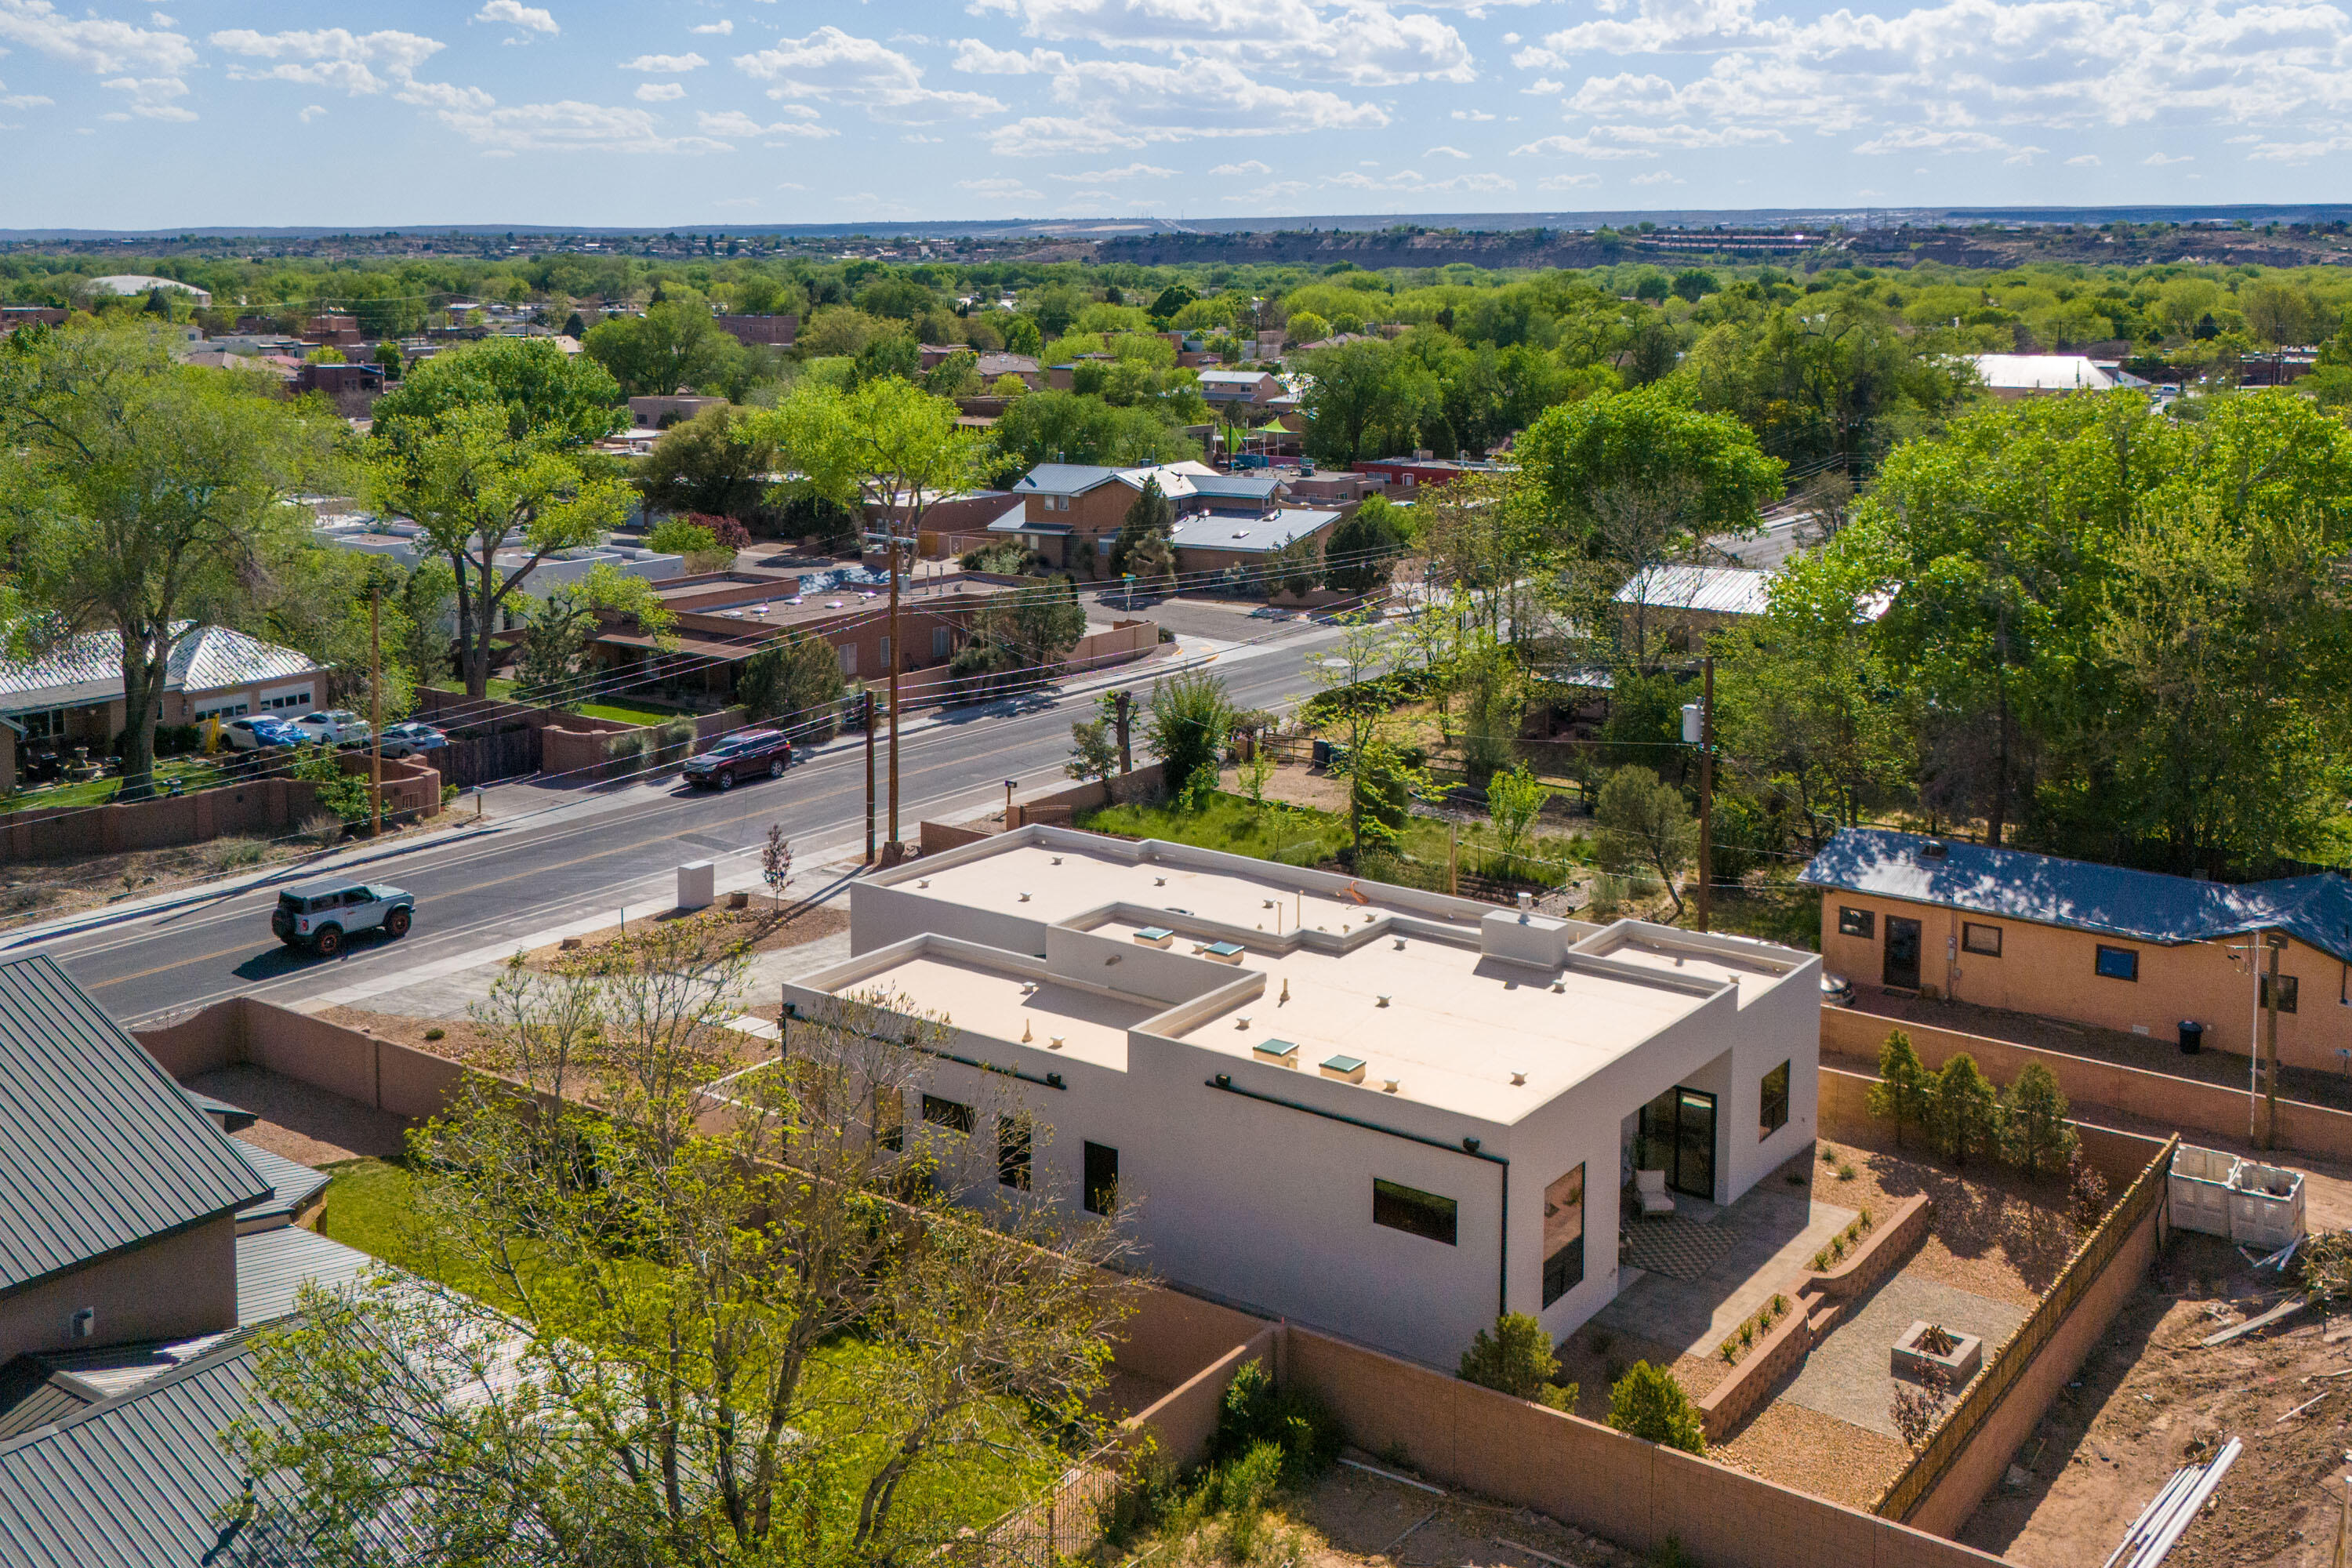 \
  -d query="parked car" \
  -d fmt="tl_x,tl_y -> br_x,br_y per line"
270,879 -> 414,957
223,716 -> 305,751
293,709 -> 372,746
379,720 -> 448,758
681,729 -> 793,790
